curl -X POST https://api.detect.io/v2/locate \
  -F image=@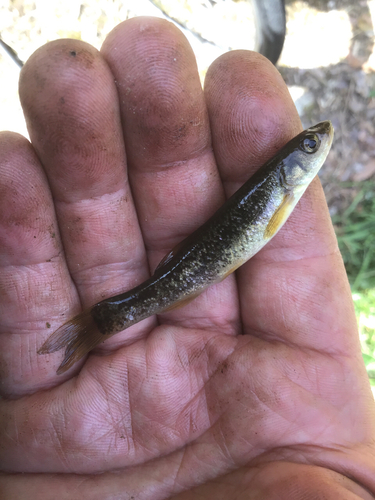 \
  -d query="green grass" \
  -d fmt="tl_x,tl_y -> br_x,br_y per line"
333,183 -> 375,291
354,290 -> 375,385
332,181 -> 375,385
